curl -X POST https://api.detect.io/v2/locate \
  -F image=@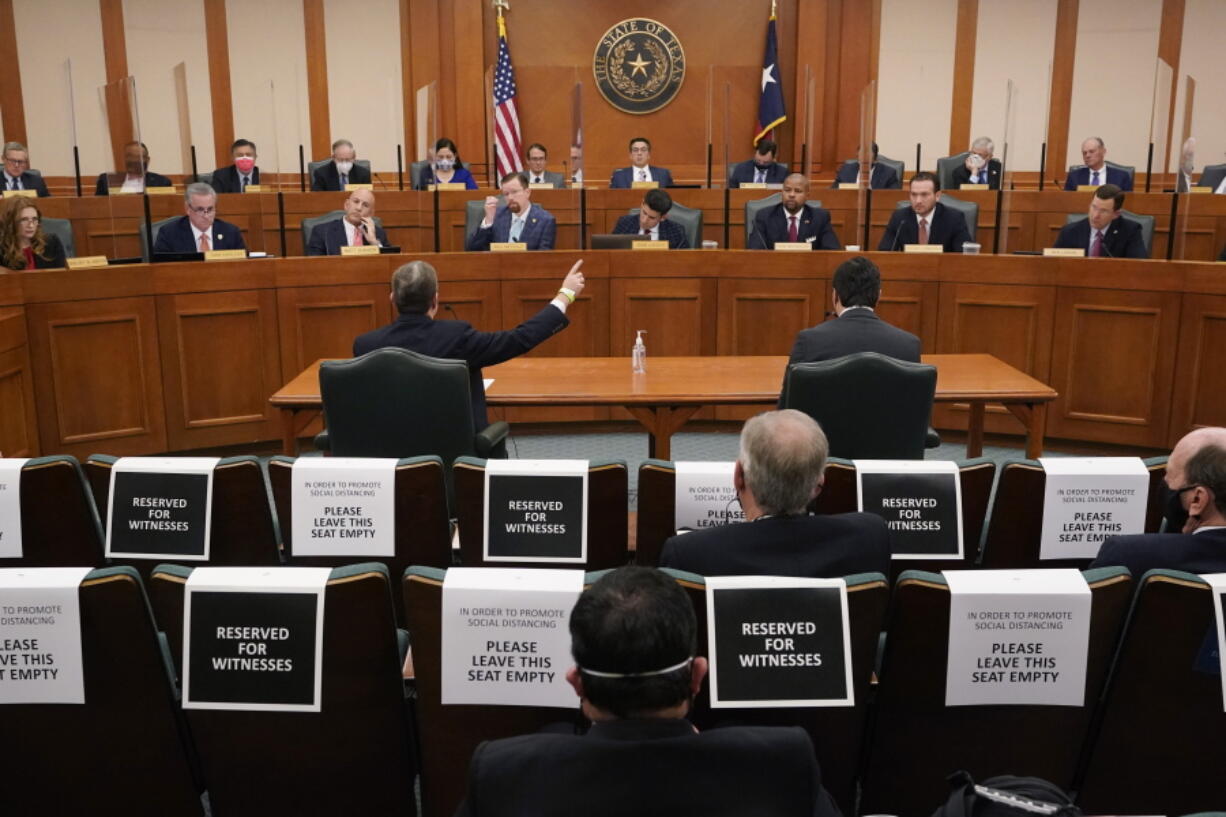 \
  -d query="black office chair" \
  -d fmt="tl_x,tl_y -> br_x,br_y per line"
781,352 -> 936,460
935,152 -> 971,191
318,348 -> 508,508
